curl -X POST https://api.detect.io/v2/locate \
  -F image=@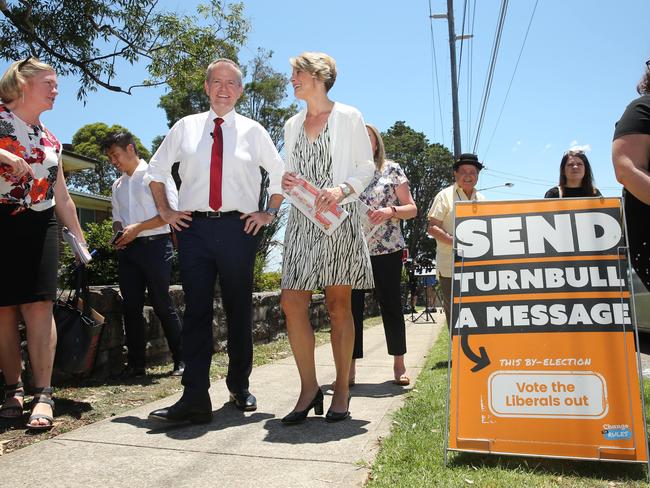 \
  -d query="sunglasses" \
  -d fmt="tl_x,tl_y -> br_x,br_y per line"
563,149 -> 585,156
